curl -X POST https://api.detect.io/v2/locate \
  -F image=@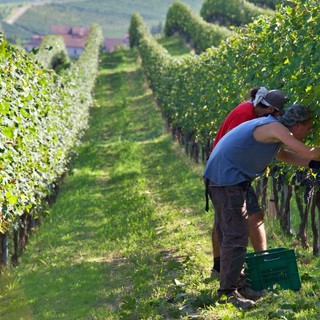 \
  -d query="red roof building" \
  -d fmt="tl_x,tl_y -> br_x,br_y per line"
25,25 -> 129,57
25,25 -> 90,57
51,25 -> 90,38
